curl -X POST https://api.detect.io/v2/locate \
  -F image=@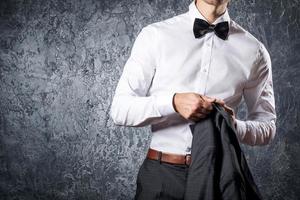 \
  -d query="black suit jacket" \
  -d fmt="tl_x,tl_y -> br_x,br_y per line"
184,102 -> 263,200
